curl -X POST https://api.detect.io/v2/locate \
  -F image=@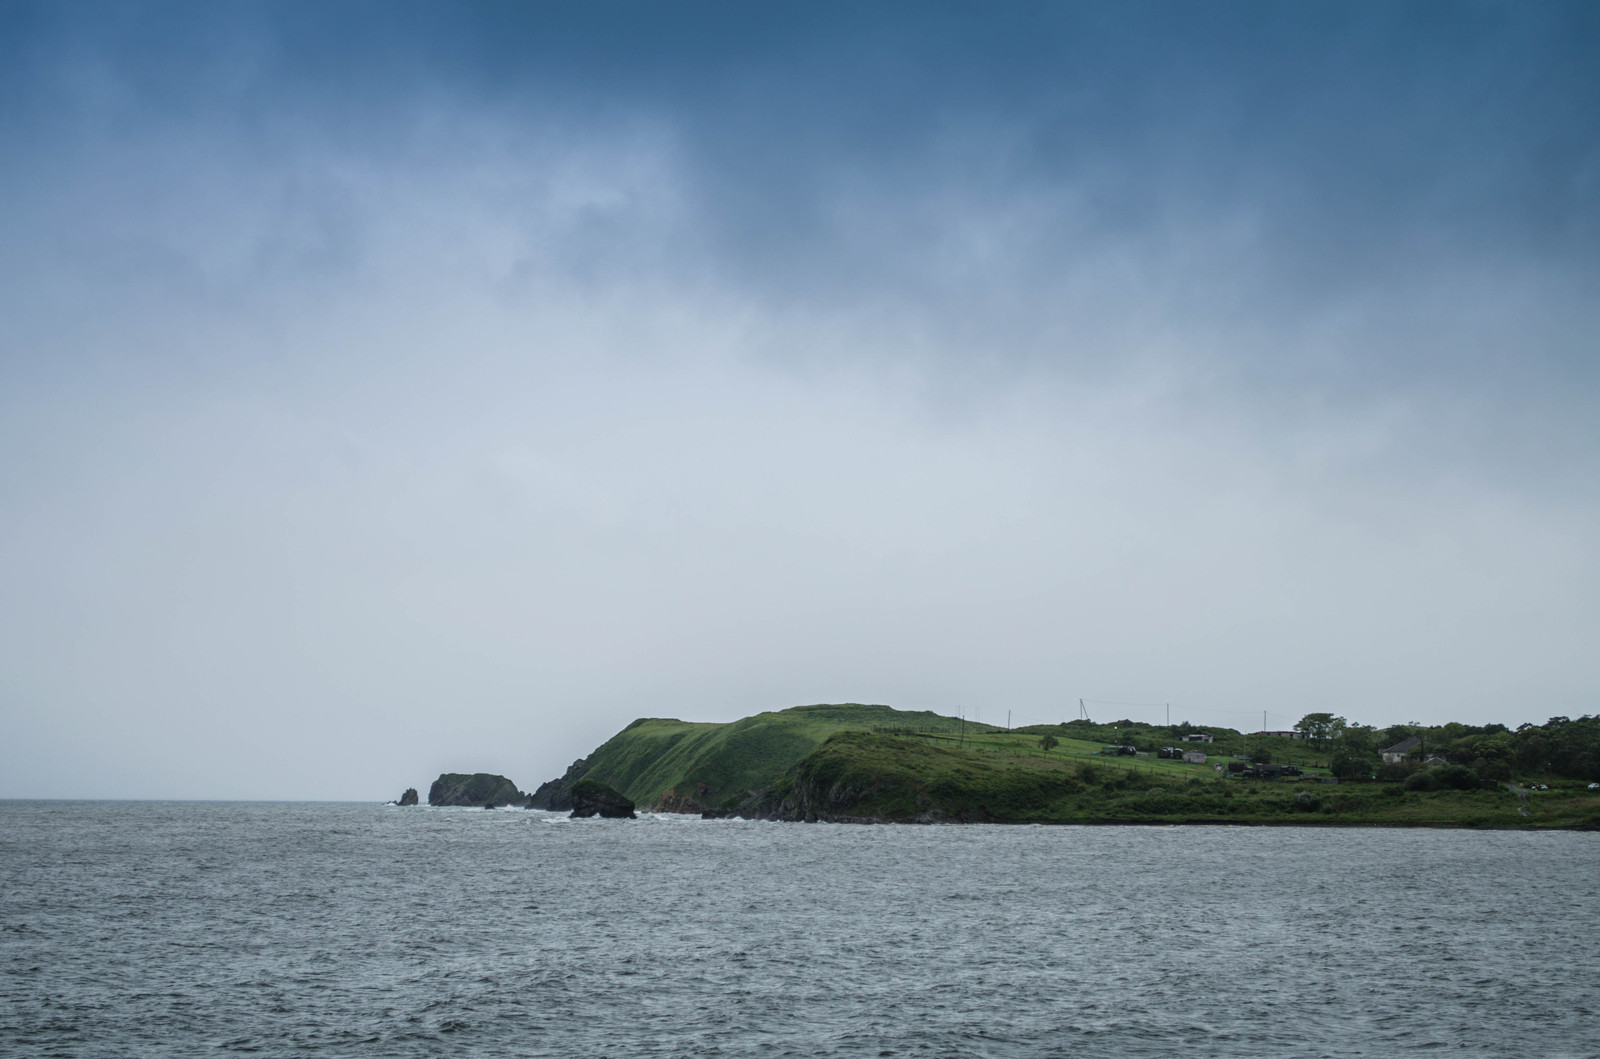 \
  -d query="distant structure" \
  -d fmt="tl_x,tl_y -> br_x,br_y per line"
1257,730 -> 1303,740
1380,736 -> 1422,765
1182,751 -> 1207,765
1179,733 -> 1214,743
